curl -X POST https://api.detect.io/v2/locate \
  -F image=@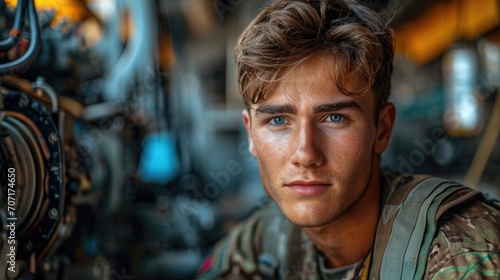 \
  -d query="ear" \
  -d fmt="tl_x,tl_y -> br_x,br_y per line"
374,102 -> 396,154
242,109 -> 256,157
